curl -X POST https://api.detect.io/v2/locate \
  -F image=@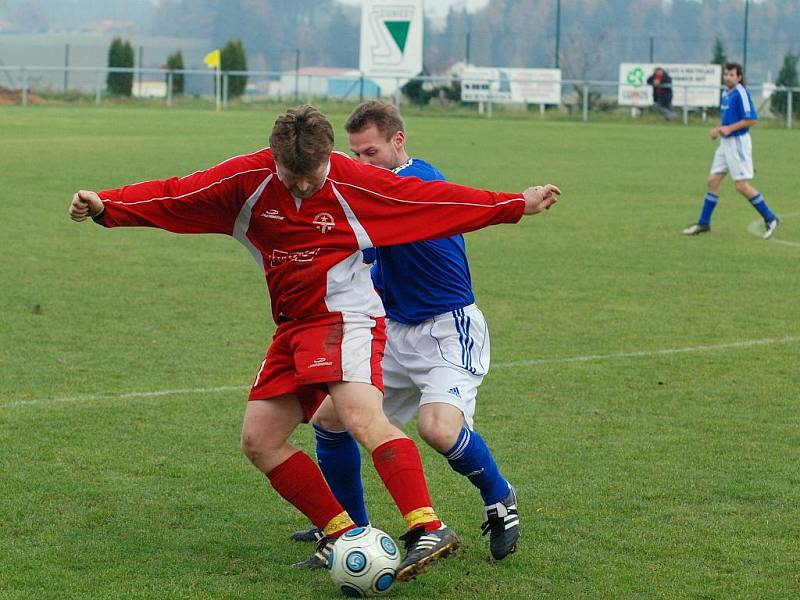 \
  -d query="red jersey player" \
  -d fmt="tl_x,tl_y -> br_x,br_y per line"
68,105 -> 560,581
